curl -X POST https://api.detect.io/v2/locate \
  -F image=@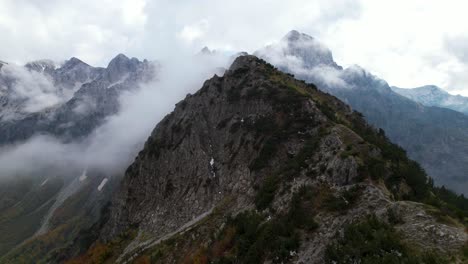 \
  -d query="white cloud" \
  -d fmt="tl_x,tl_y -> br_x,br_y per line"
317,0 -> 468,95
178,19 -> 210,43
0,50 -> 231,178
0,0 -> 467,94
1,64 -> 64,113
